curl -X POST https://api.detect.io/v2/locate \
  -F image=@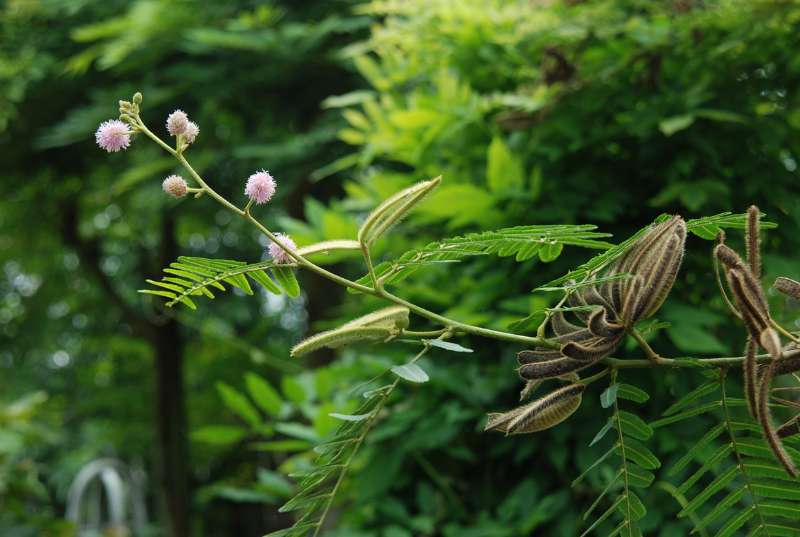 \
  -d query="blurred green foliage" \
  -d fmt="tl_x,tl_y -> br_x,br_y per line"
3,0 -> 800,536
